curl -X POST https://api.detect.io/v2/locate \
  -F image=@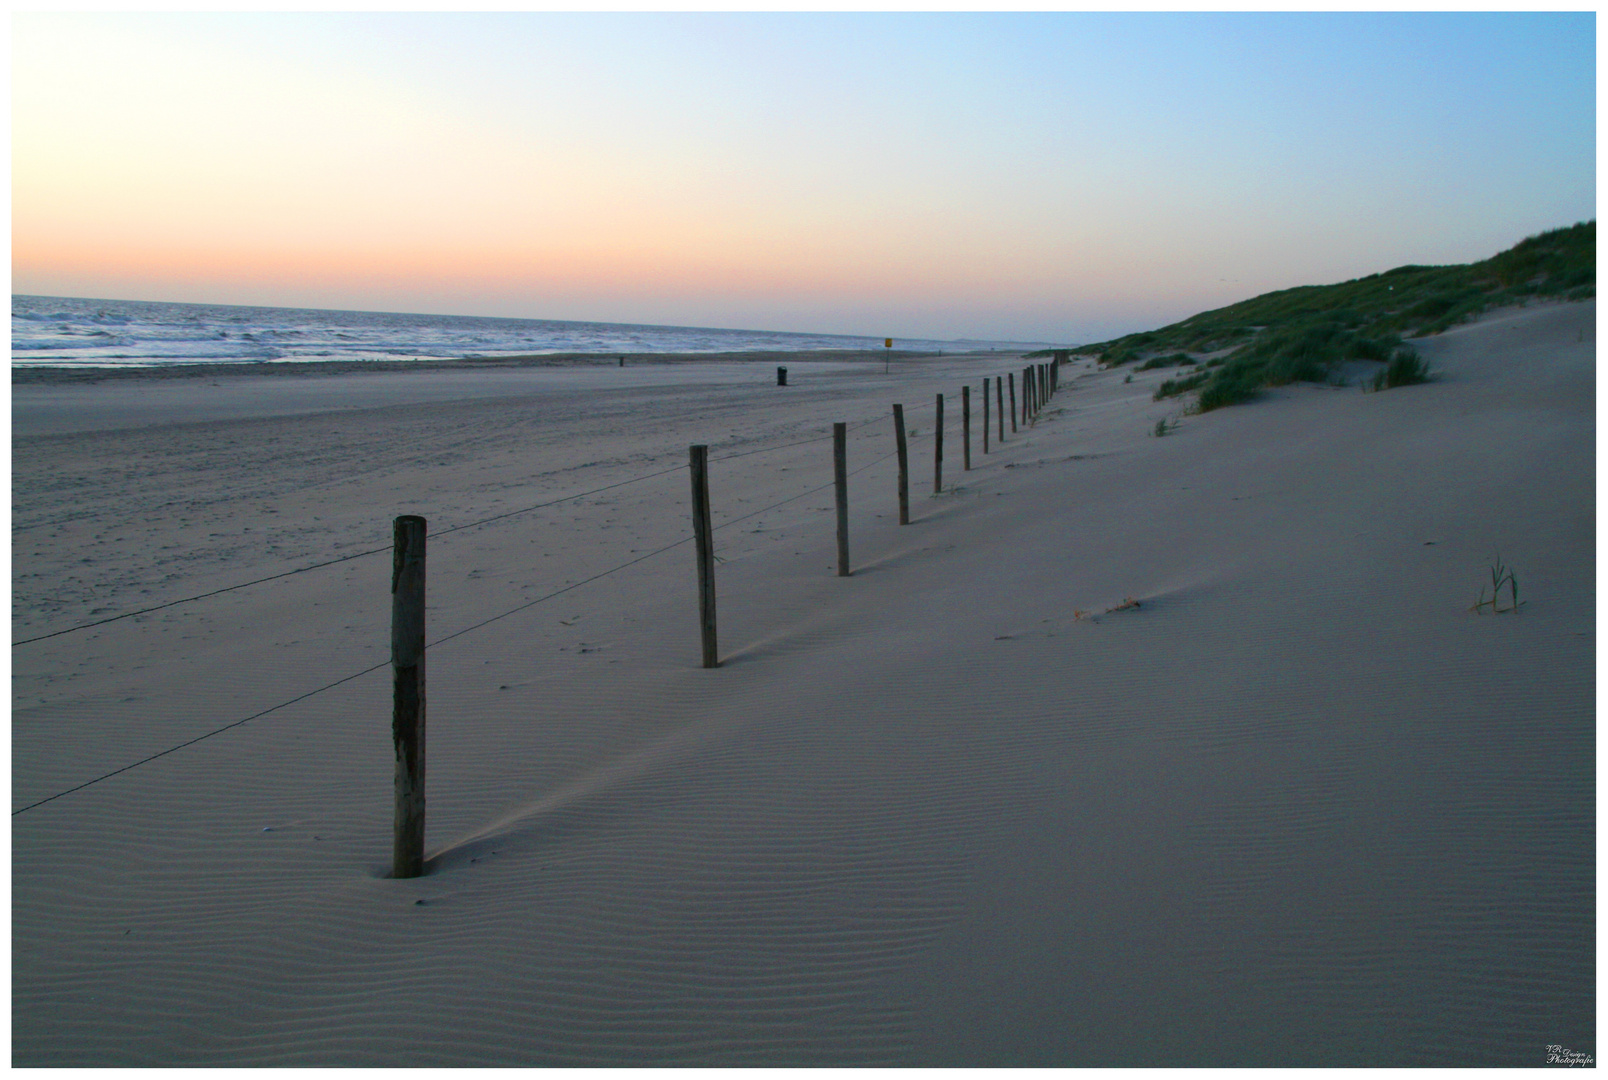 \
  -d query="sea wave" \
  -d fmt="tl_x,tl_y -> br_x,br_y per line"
12,294 -> 1042,369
